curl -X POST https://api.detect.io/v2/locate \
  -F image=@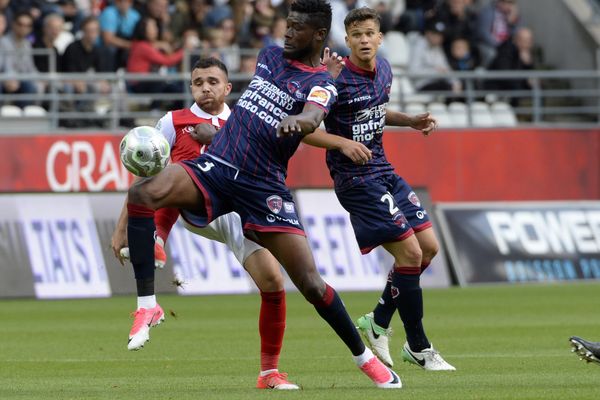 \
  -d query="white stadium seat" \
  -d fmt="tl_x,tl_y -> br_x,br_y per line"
427,102 -> 455,128
1,105 -> 23,117
447,102 -> 468,127
23,105 -> 47,117
383,32 -> 410,68
490,101 -> 518,127
471,101 -> 495,127
404,102 -> 426,115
